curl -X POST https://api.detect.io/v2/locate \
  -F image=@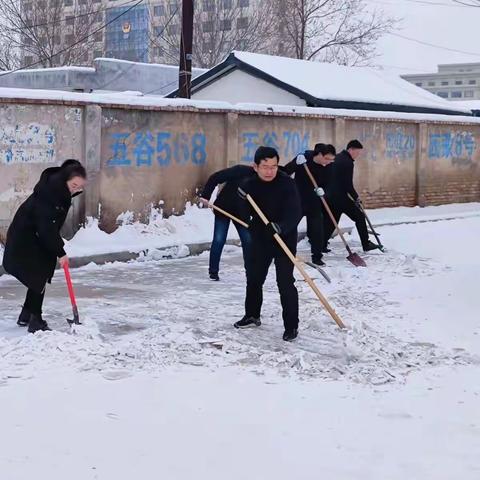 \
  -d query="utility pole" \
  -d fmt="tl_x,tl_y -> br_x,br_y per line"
178,0 -> 194,98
